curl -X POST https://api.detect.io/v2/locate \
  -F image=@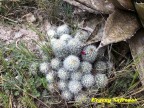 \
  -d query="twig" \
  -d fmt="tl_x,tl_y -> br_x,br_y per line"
14,84 -> 51,108
0,15 -> 18,23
